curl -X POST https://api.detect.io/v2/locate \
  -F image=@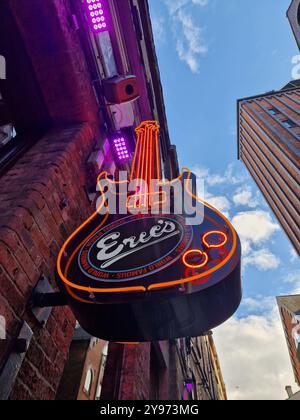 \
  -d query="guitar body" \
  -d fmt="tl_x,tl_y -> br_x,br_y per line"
56,122 -> 242,342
